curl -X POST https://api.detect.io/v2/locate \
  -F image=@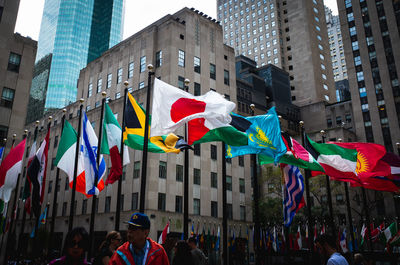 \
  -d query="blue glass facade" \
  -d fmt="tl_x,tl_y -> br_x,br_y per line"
30,0 -> 124,112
